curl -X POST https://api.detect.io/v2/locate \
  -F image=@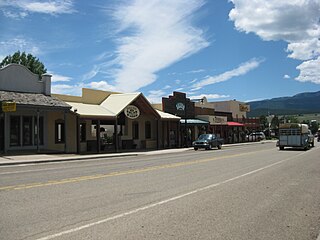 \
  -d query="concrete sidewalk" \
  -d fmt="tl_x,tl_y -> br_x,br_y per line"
0,141 -> 275,166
